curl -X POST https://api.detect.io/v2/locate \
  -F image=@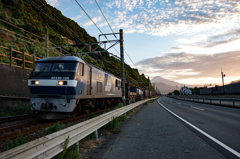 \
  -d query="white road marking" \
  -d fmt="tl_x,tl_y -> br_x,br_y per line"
191,106 -> 204,111
176,102 -> 181,105
157,98 -> 240,158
